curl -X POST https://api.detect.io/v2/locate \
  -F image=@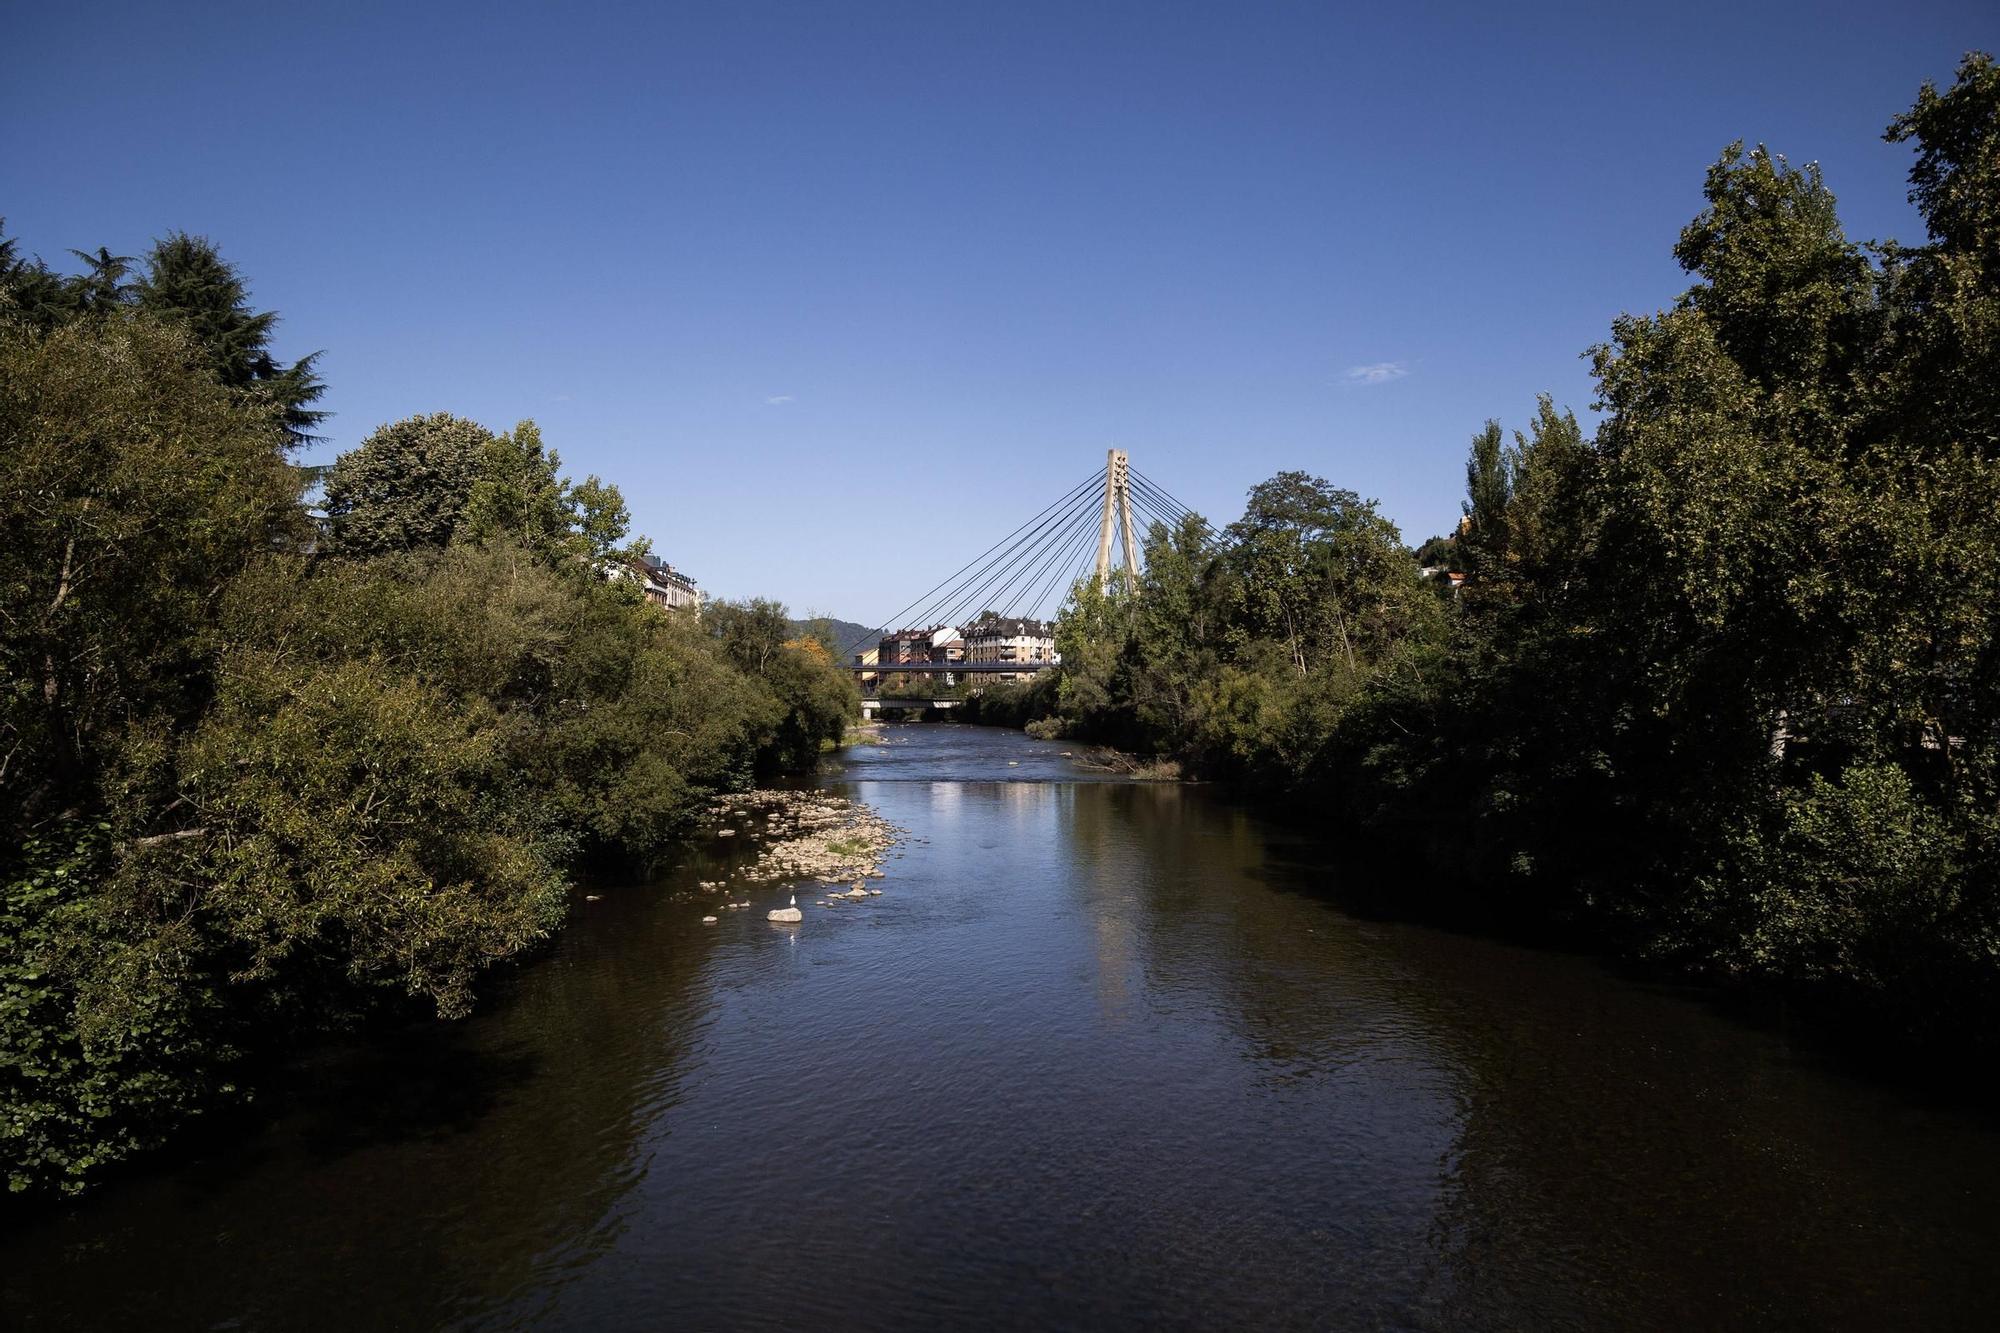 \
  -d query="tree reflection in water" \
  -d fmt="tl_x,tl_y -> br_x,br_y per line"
6,724 -> 1997,1331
